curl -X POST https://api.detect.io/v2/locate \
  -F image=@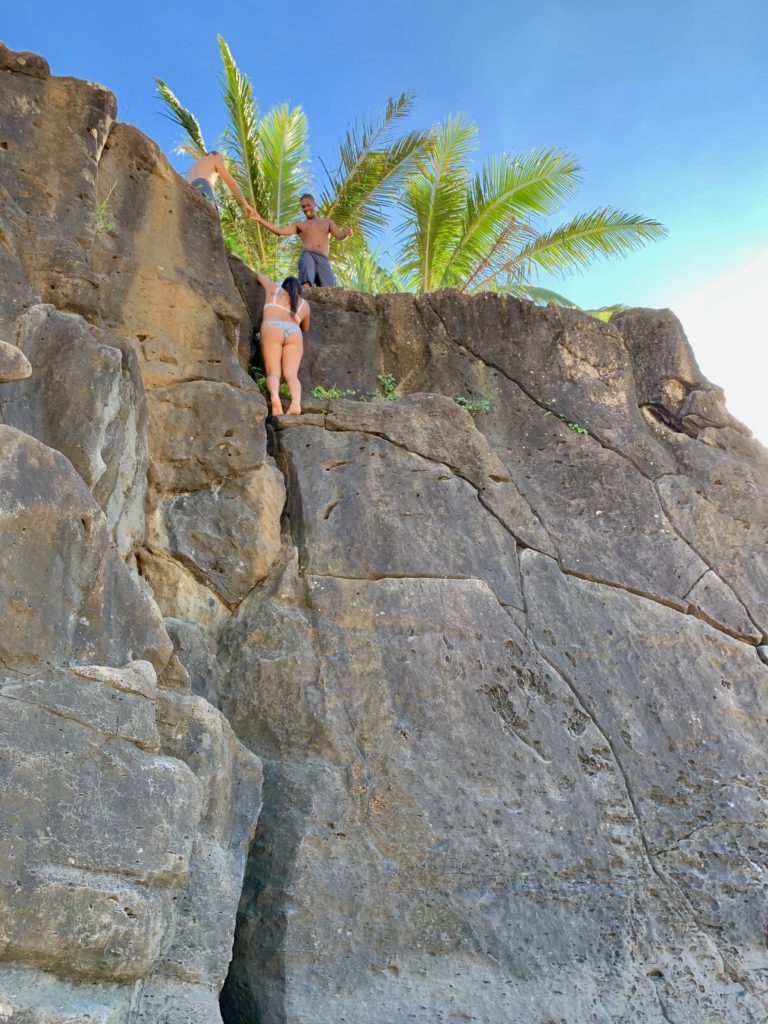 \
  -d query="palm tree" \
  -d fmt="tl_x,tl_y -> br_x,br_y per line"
158,38 -> 310,278
317,92 -> 428,280
158,39 -> 666,301
395,113 -> 667,296
157,37 -> 429,281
